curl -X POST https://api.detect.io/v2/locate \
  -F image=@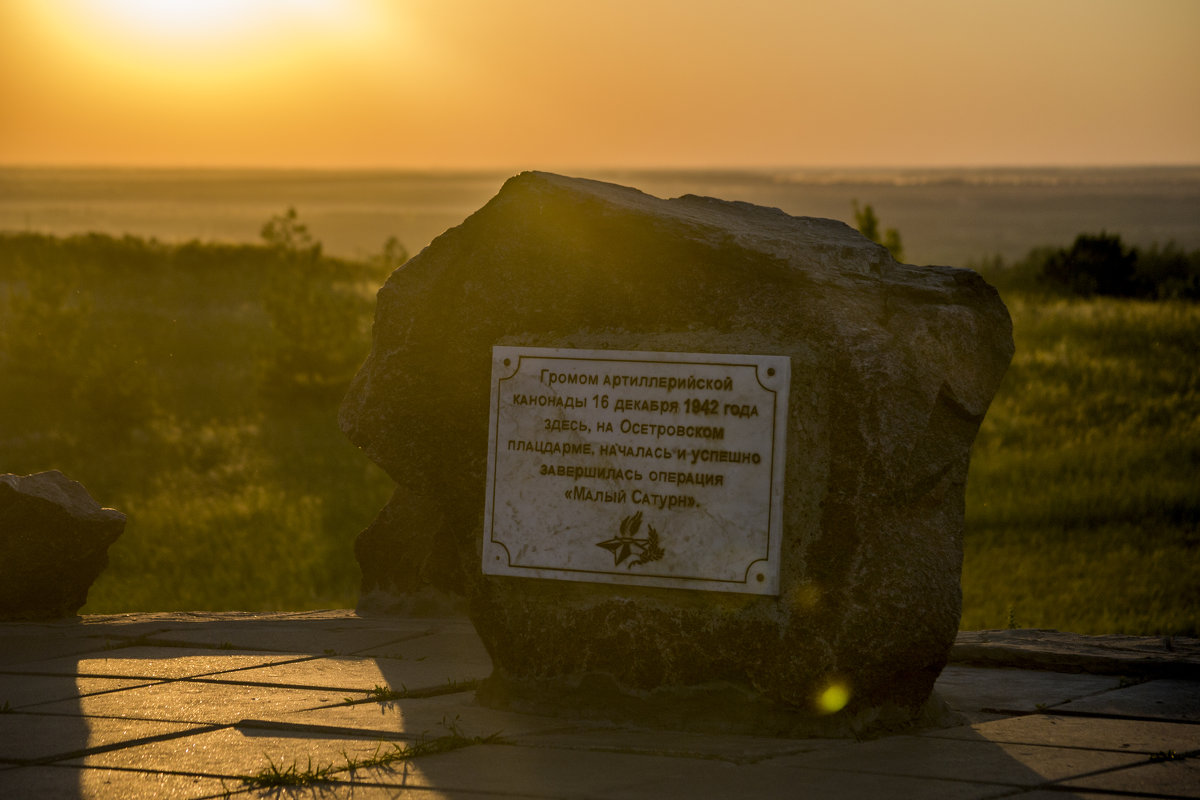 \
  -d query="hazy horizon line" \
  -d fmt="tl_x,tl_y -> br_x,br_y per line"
4,161 -> 1200,174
